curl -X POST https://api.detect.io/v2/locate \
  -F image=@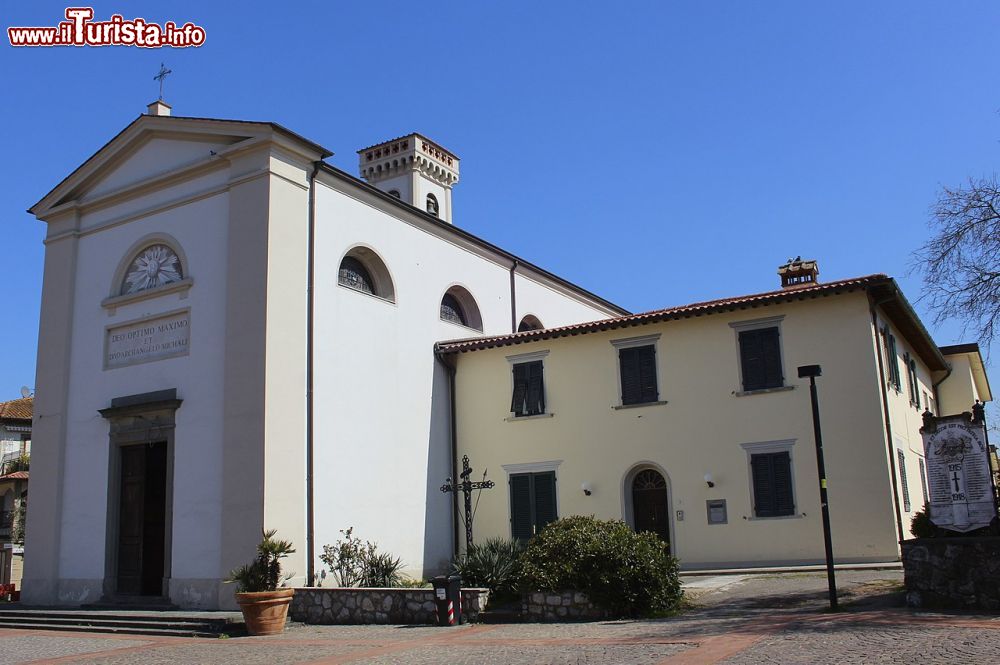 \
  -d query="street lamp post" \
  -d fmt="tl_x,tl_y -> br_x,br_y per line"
798,364 -> 838,610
